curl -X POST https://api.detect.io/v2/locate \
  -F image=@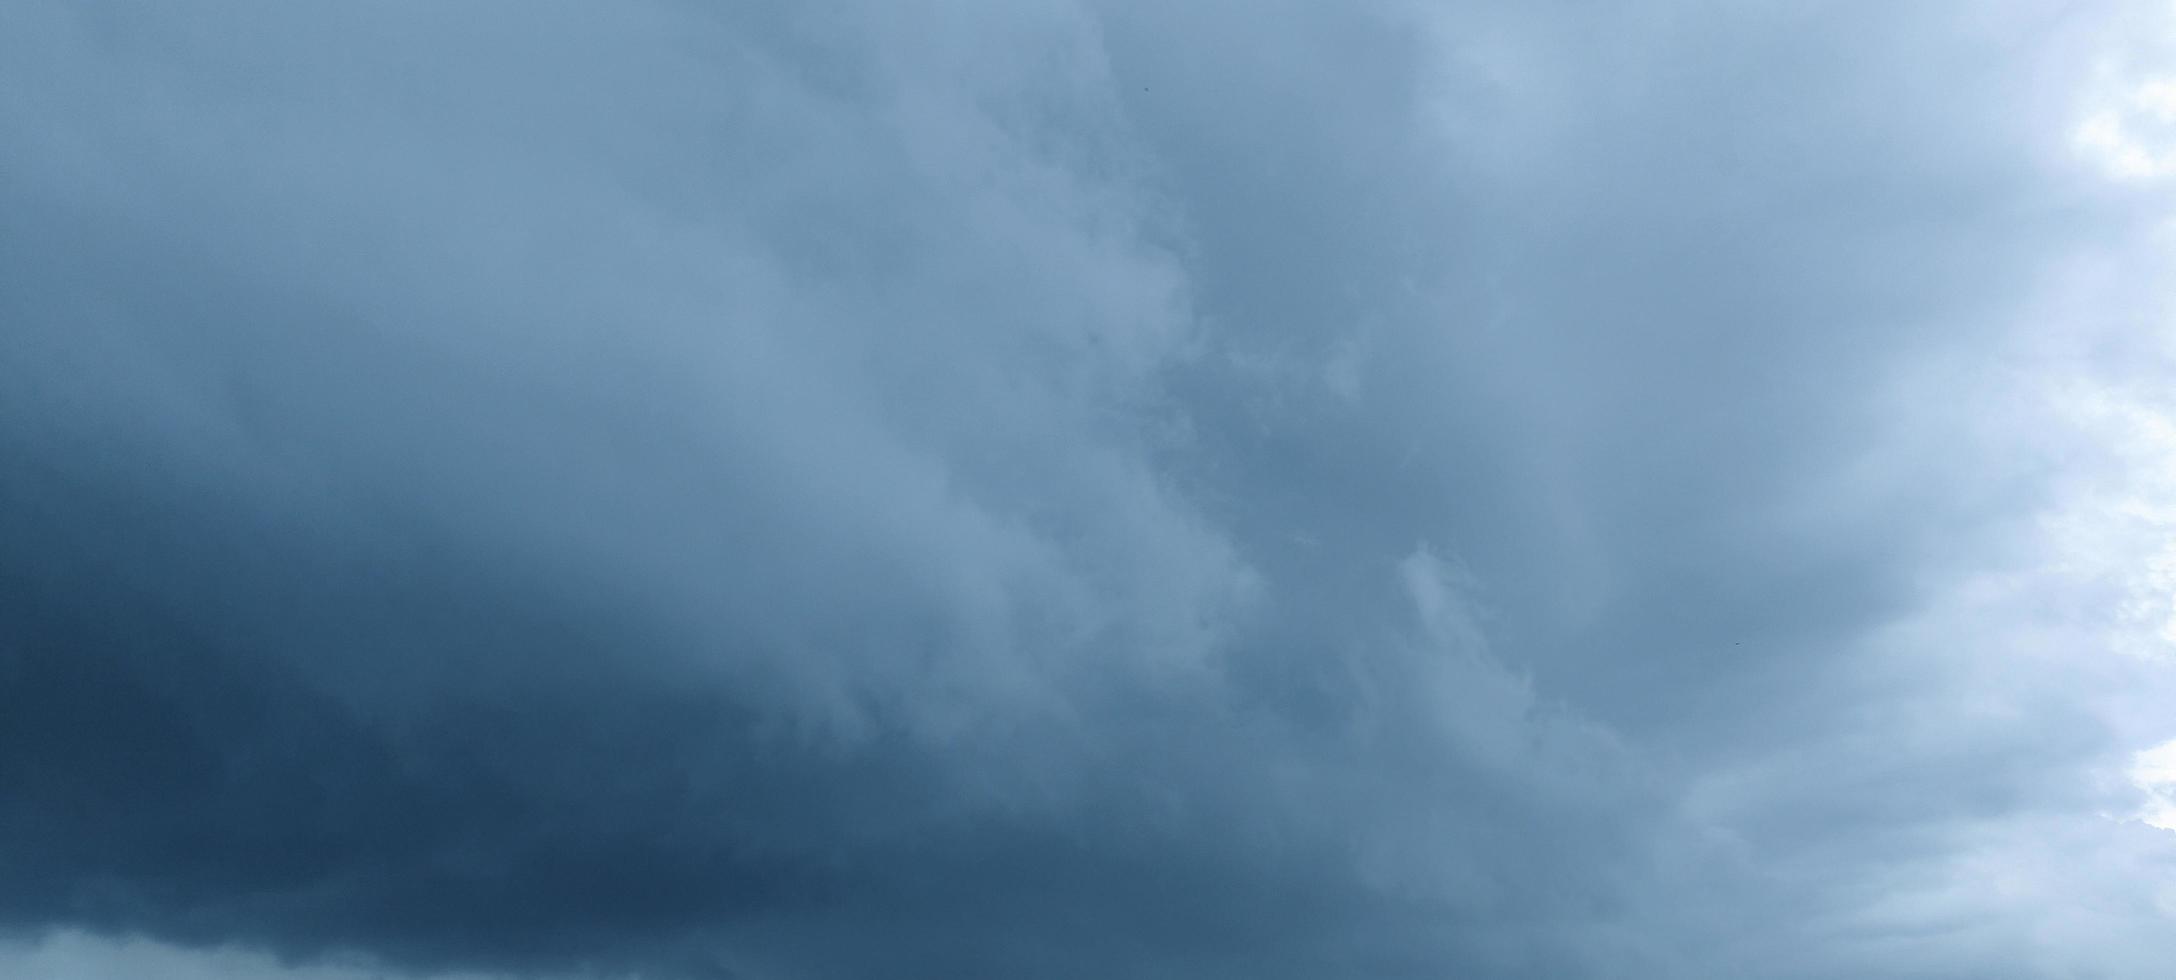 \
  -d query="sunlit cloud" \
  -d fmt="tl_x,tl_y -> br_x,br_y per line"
2135,739 -> 2176,831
